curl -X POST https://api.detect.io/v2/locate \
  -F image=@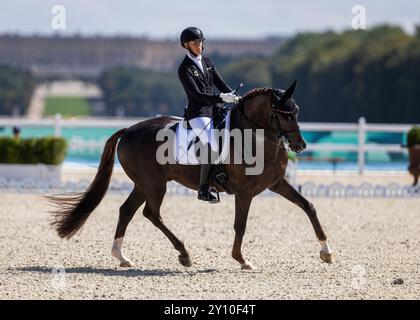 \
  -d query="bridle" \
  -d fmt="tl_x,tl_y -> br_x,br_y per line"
237,90 -> 301,142
270,100 -> 300,140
